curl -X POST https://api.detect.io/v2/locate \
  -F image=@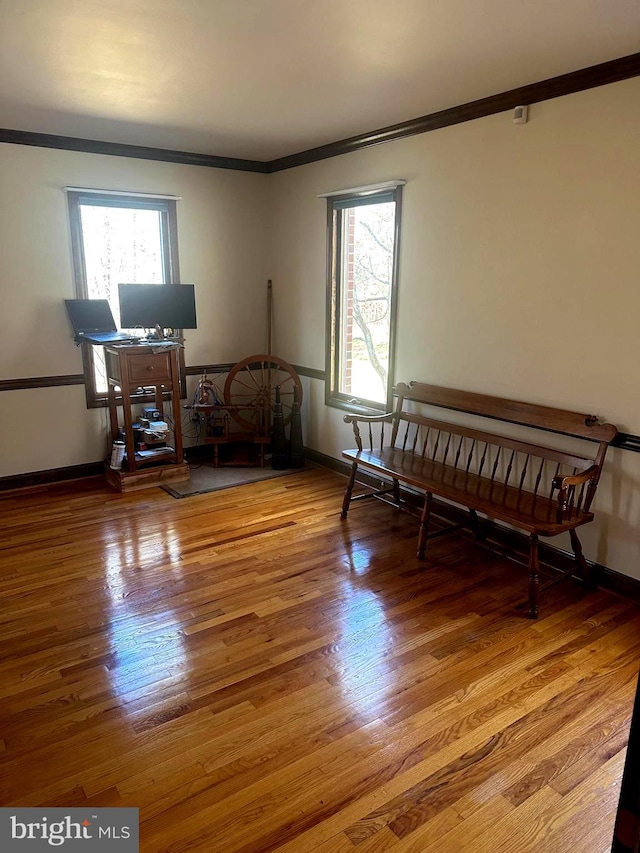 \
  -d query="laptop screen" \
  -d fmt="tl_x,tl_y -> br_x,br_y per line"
65,299 -> 118,333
